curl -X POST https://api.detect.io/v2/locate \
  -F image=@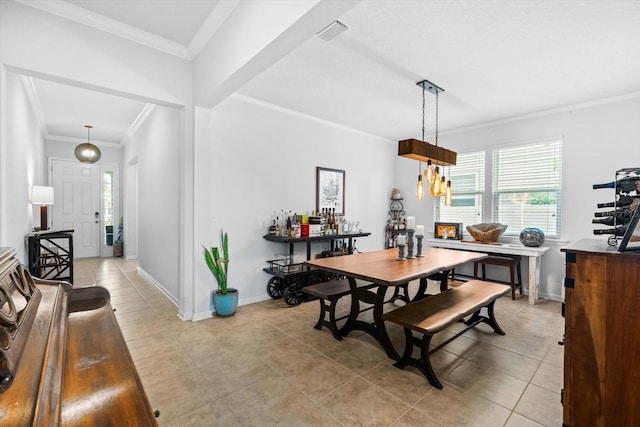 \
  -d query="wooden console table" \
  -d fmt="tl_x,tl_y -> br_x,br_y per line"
26,229 -> 74,284
426,238 -> 549,305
